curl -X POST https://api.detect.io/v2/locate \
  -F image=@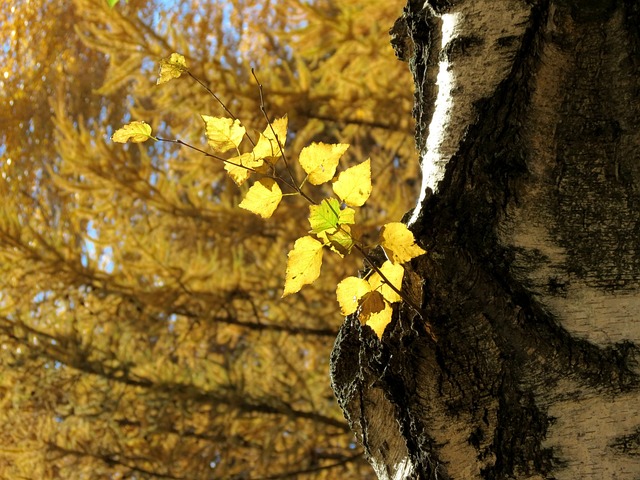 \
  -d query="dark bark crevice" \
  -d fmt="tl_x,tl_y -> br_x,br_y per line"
391,0 -> 441,157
